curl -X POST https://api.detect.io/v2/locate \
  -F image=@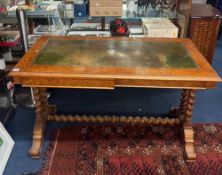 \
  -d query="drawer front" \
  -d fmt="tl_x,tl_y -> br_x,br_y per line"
13,77 -> 115,89
90,7 -> 122,16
